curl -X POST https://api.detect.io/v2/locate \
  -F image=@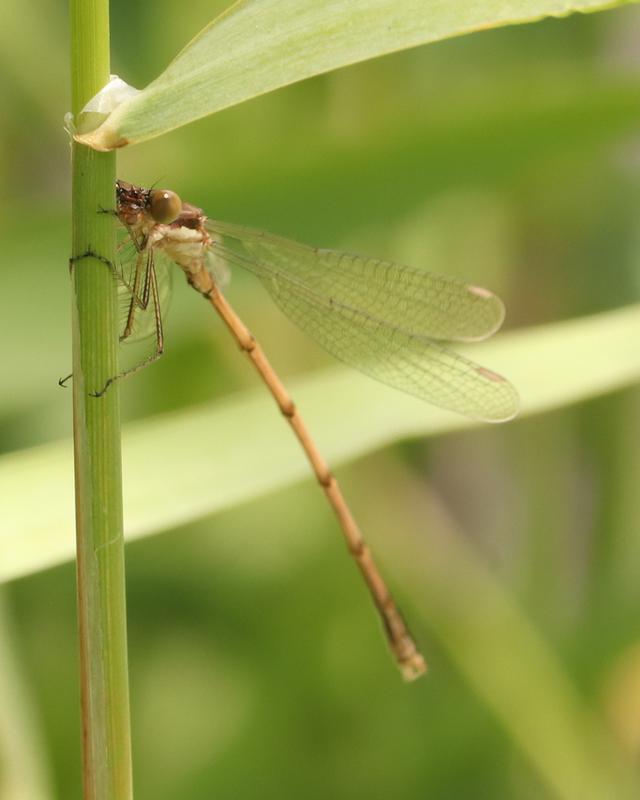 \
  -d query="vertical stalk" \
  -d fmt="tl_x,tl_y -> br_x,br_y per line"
70,2 -> 133,798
